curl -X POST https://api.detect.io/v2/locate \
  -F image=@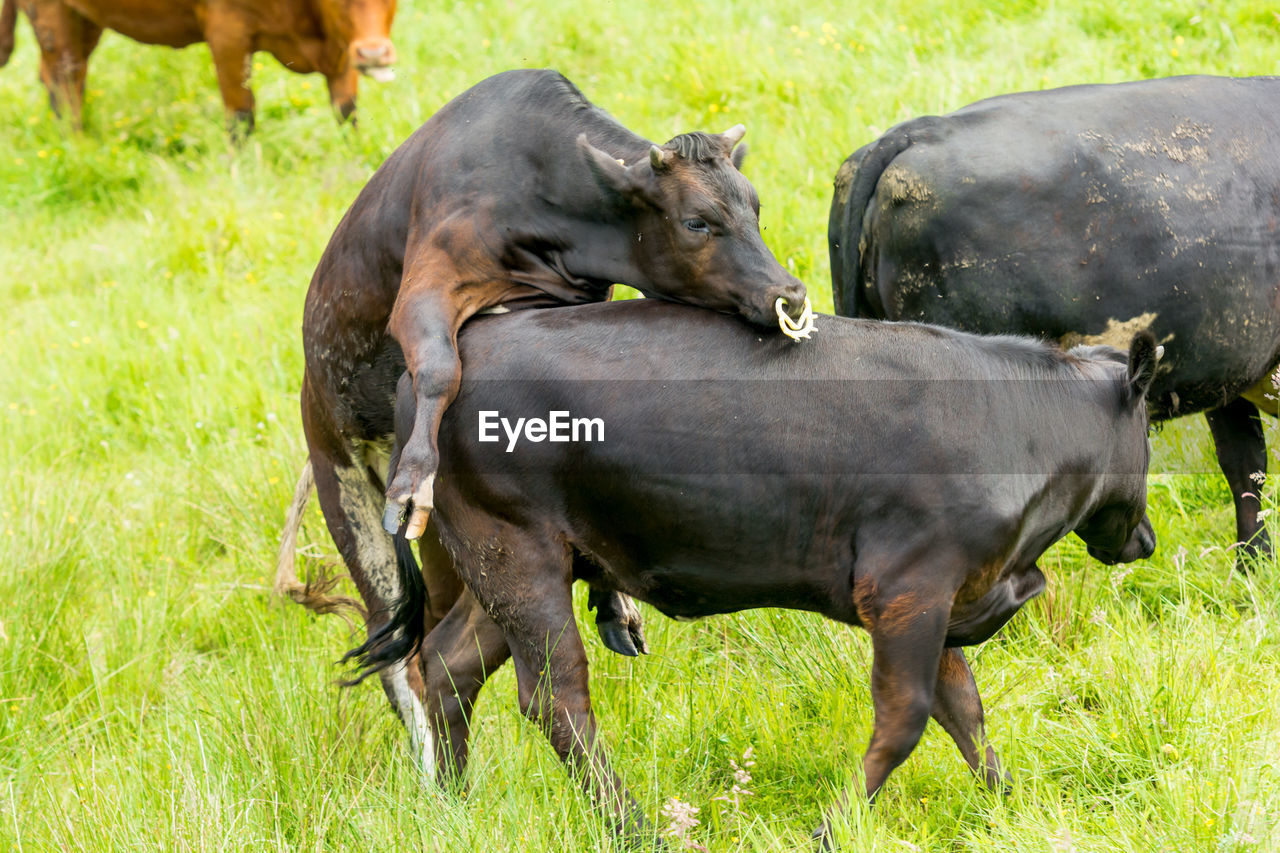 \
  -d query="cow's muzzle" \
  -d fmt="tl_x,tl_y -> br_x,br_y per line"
352,39 -> 397,81
1088,519 -> 1157,565
751,277 -> 809,330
